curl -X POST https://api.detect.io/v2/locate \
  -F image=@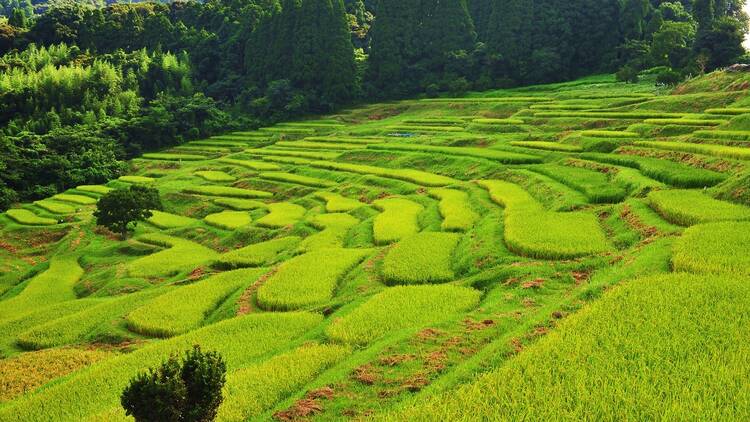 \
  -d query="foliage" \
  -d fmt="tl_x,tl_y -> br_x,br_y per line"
94,185 -> 162,238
